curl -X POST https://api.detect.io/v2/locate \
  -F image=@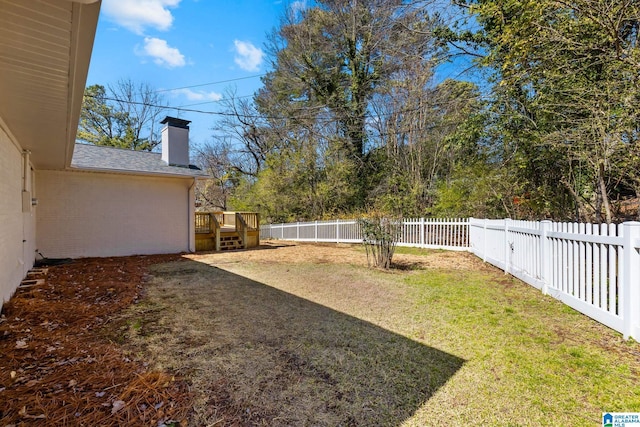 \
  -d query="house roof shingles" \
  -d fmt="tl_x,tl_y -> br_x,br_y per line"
71,144 -> 208,178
